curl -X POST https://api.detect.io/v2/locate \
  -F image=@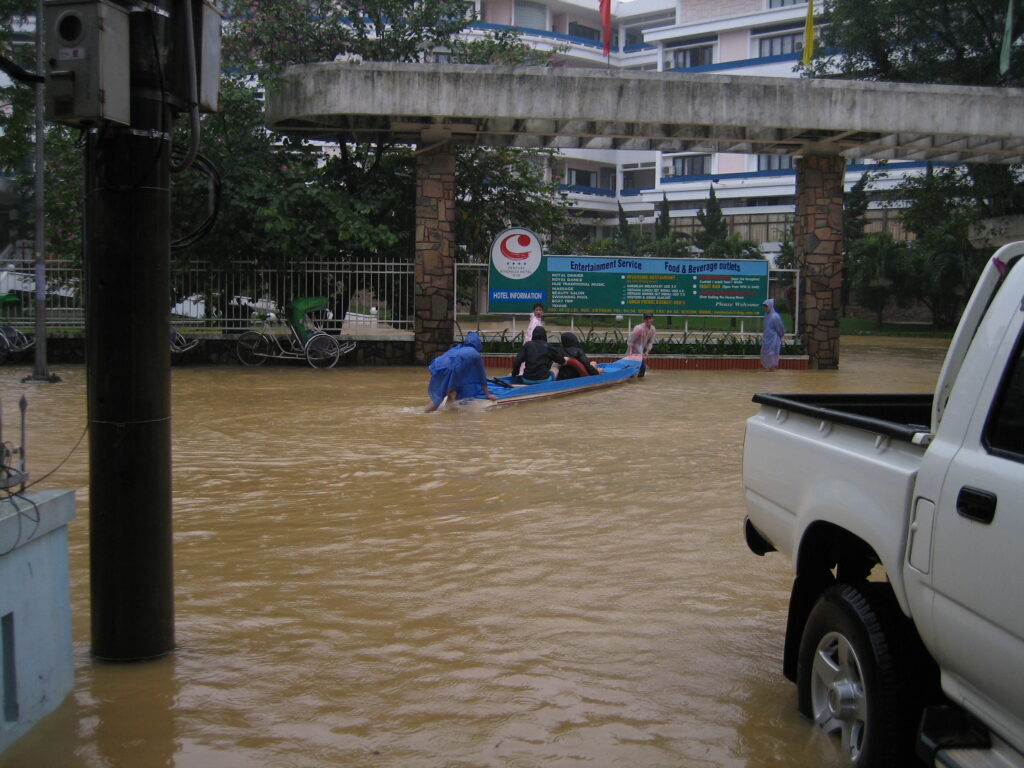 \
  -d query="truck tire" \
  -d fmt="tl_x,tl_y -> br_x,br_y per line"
797,582 -> 921,767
